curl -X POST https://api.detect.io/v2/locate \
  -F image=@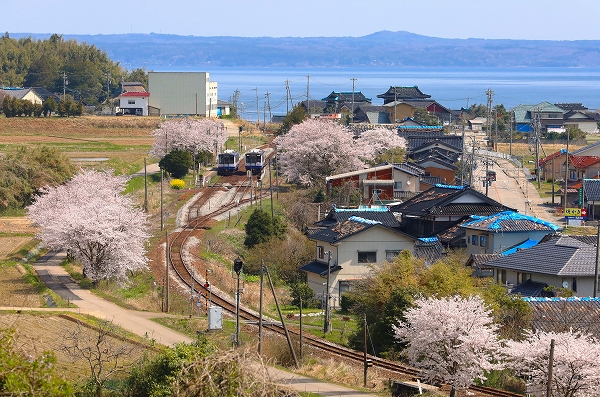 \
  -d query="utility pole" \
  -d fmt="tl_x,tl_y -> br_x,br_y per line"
486,88 -> 494,145
285,80 -> 290,114
533,108 -> 542,189
546,339 -> 555,397
265,92 -> 272,122
62,72 -> 68,101
306,74 -> 310,117
105,71 -> 111,104
594,222 -> 600,298
252,87 -> 259,125
509,112 -> 514,157
165,230 -> 169,312
485,158 -> 490,196
394,86 -> 397,123
564,128 -> 570,218
351,78 -> 357,123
